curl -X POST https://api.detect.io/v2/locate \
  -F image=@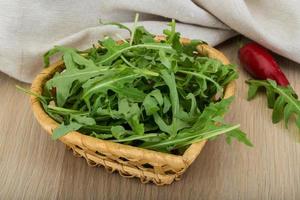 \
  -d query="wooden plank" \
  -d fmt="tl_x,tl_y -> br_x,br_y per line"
0,75 -> 66,199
